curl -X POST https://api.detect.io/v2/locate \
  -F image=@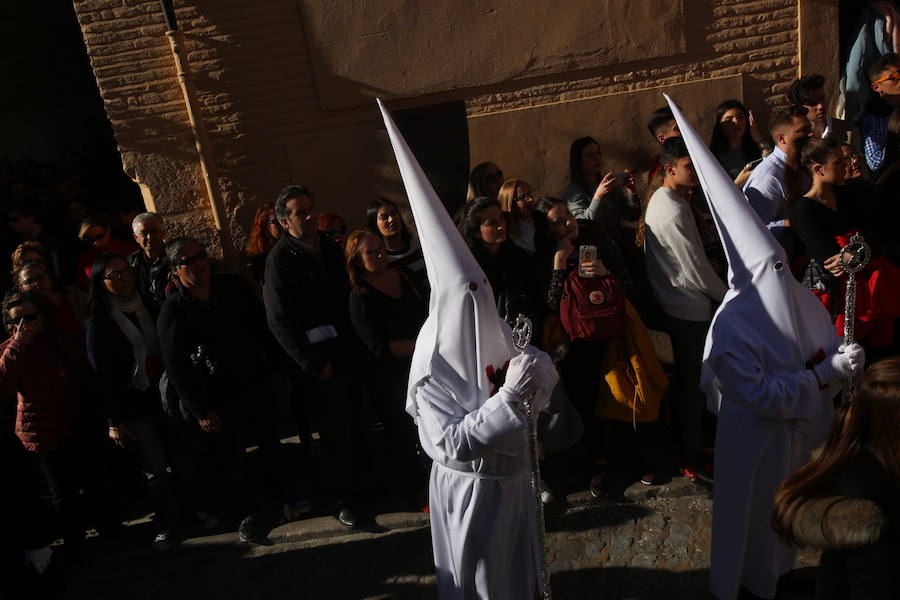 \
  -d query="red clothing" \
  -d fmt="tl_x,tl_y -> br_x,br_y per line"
812,232 -> 900,348
0,332 -> 96,451
53,294 -> 80,337
75,238 -> 138,288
